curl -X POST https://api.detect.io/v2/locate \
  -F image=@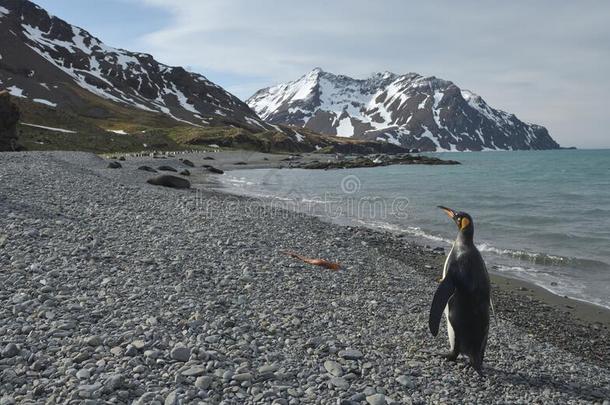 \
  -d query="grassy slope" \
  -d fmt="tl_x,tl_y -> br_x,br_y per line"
14,96 -> 404,155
